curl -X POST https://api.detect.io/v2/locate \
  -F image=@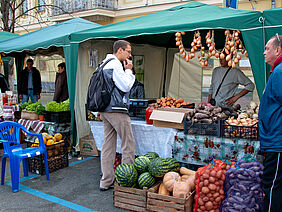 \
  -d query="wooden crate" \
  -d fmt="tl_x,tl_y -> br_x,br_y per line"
147,183 -> 194,212
113,182 -> 147,212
